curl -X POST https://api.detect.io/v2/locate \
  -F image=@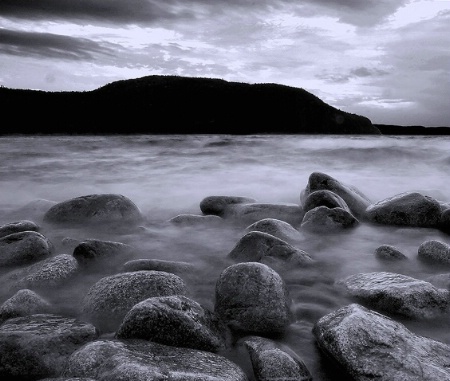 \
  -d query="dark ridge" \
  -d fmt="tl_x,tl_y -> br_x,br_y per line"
375,124 -> 450,135
0,75 -> 379,135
